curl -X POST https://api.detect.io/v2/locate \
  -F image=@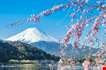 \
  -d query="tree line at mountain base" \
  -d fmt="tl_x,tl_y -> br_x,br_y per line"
0,40 -> 60,63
